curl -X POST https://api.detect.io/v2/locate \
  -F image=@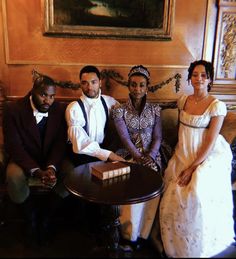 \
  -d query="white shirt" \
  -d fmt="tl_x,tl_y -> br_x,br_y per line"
65,91 -> 118,161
